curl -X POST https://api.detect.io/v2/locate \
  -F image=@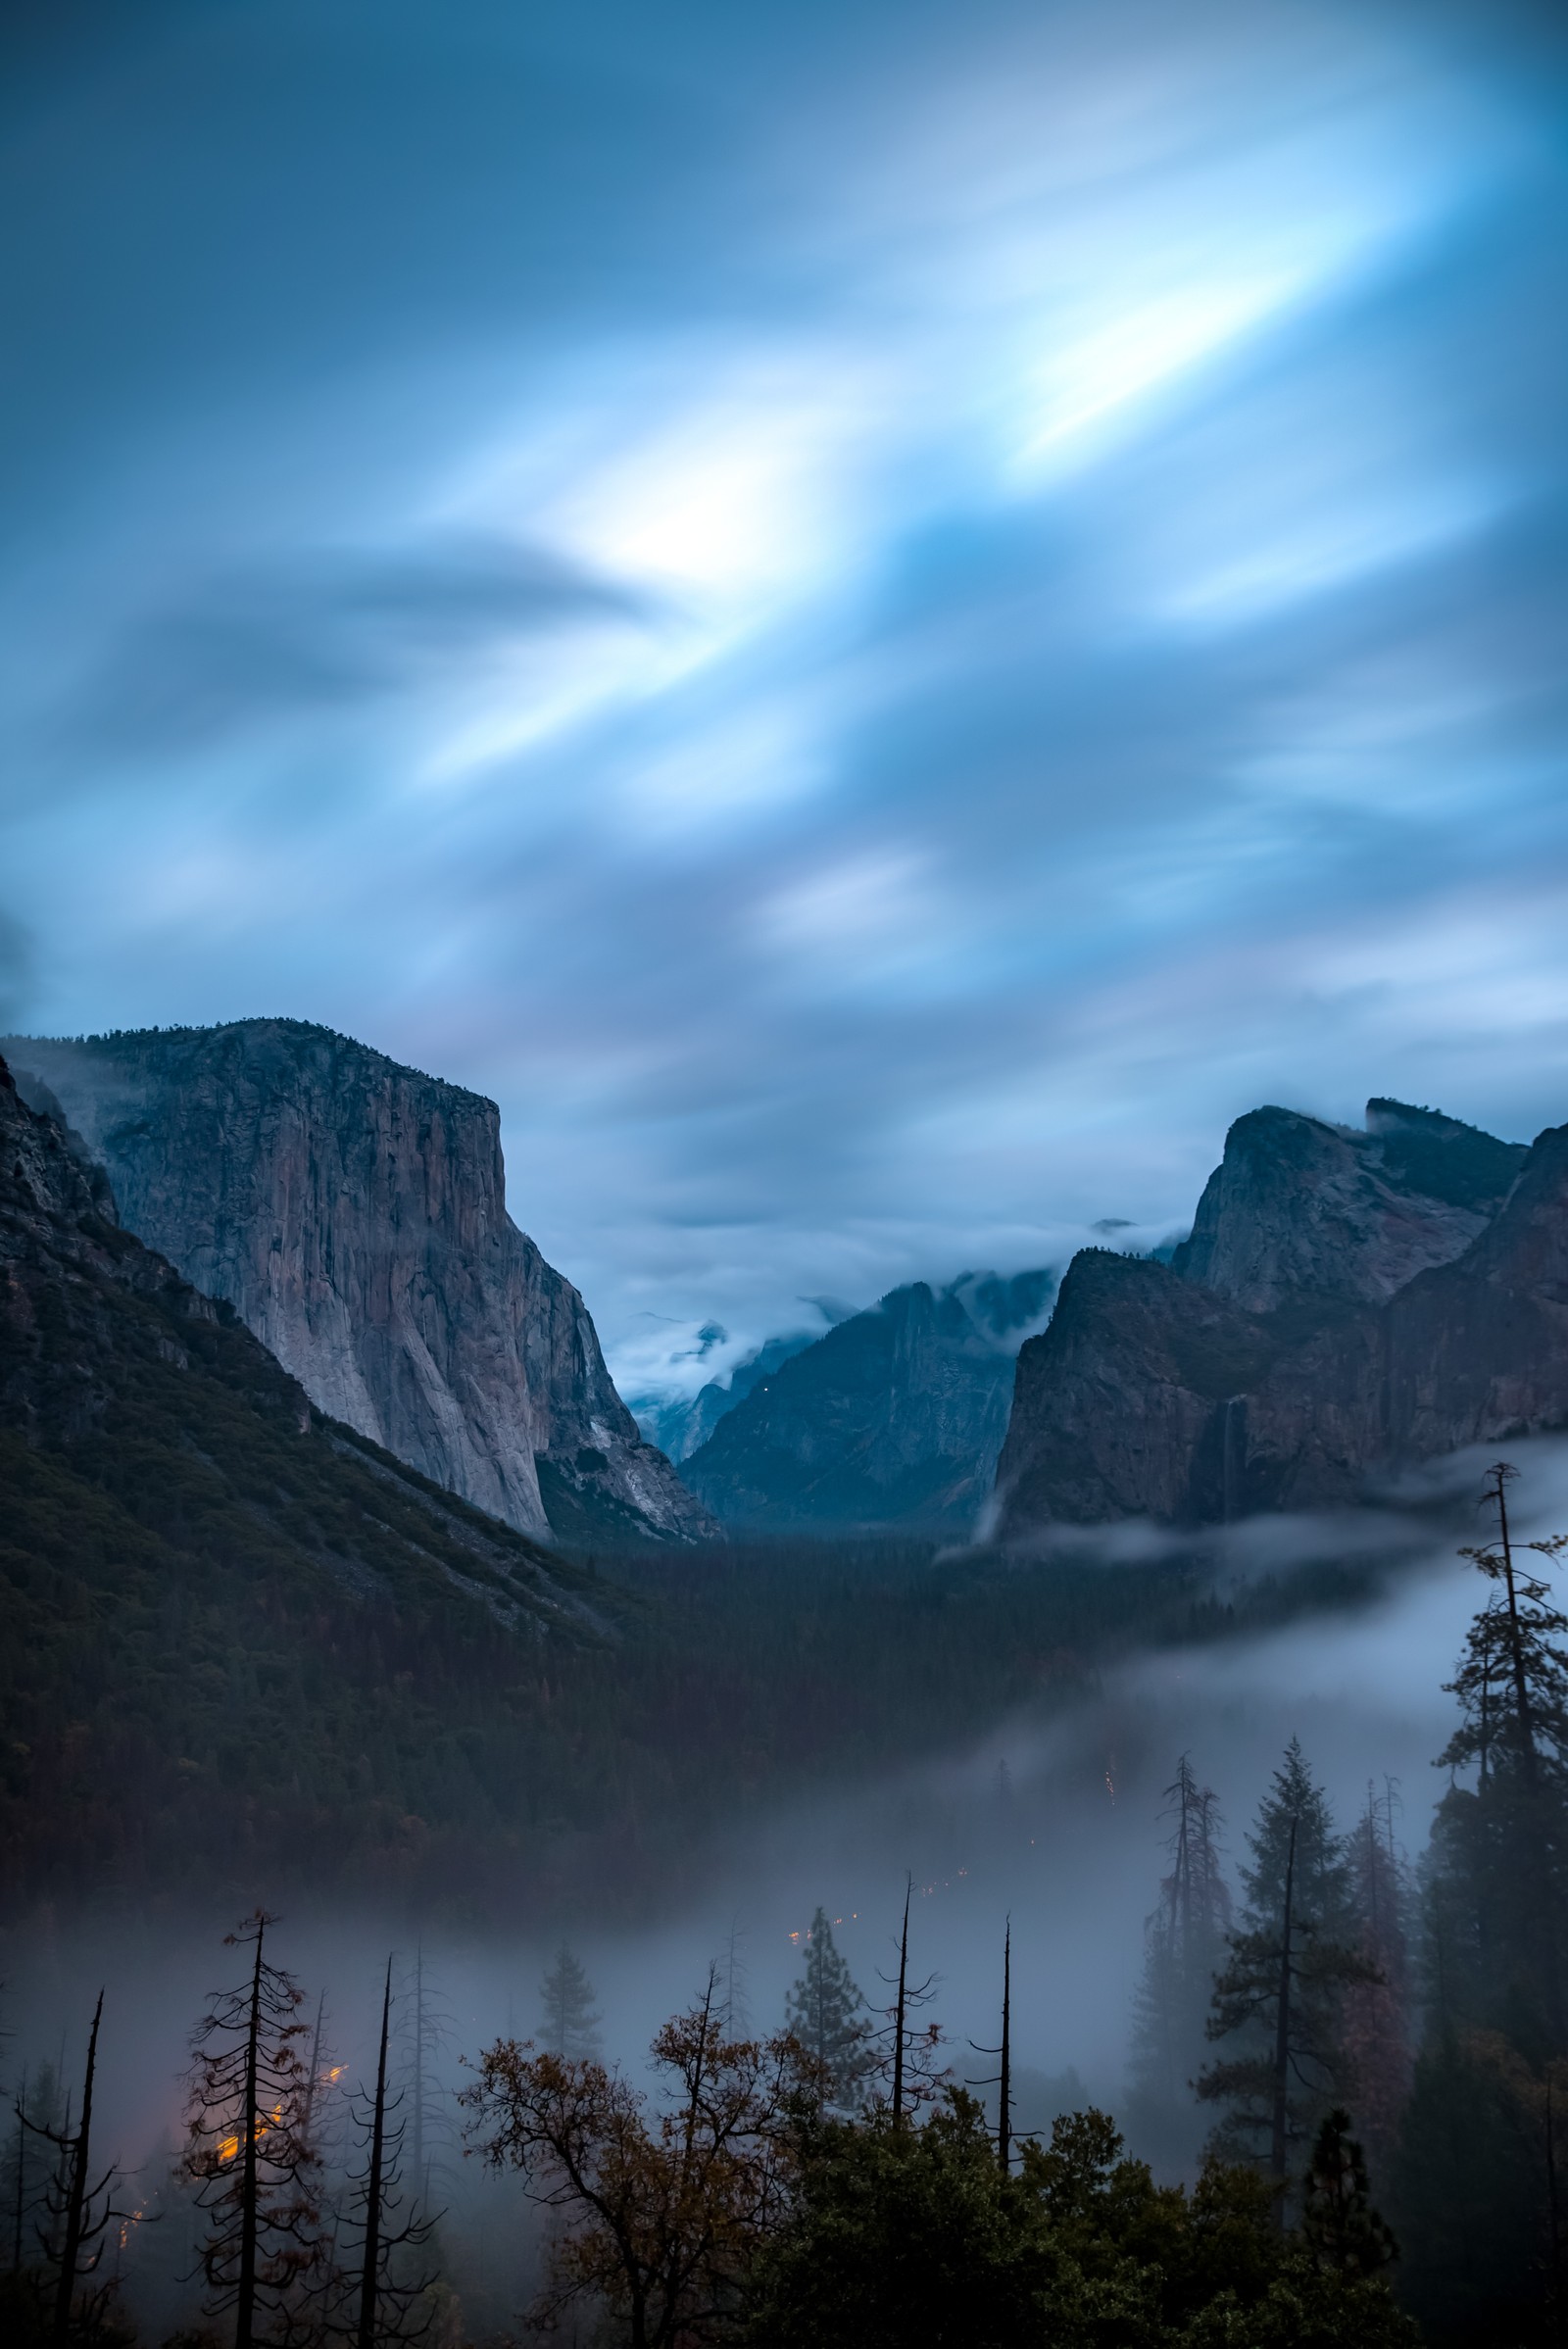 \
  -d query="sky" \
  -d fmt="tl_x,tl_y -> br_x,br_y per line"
4,0 -> 1568,1395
